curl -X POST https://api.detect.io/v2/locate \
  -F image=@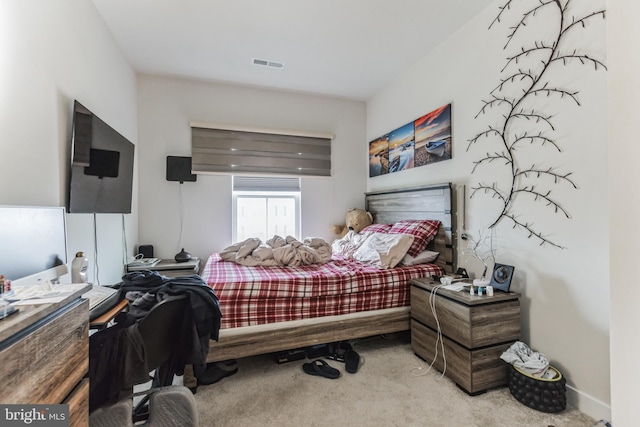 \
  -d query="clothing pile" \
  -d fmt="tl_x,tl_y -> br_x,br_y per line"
500,341 -> 558,379
117,271 -> 222,373
89,270 -> 222,412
